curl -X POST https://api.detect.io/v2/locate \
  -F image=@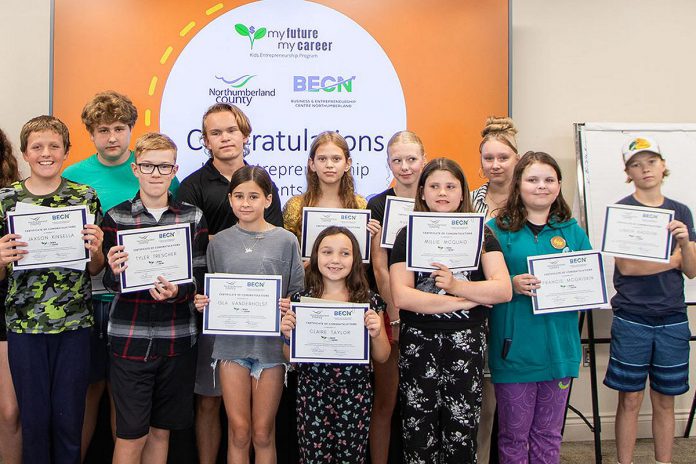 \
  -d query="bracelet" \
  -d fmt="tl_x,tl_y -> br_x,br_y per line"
389,319 -> 401,327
